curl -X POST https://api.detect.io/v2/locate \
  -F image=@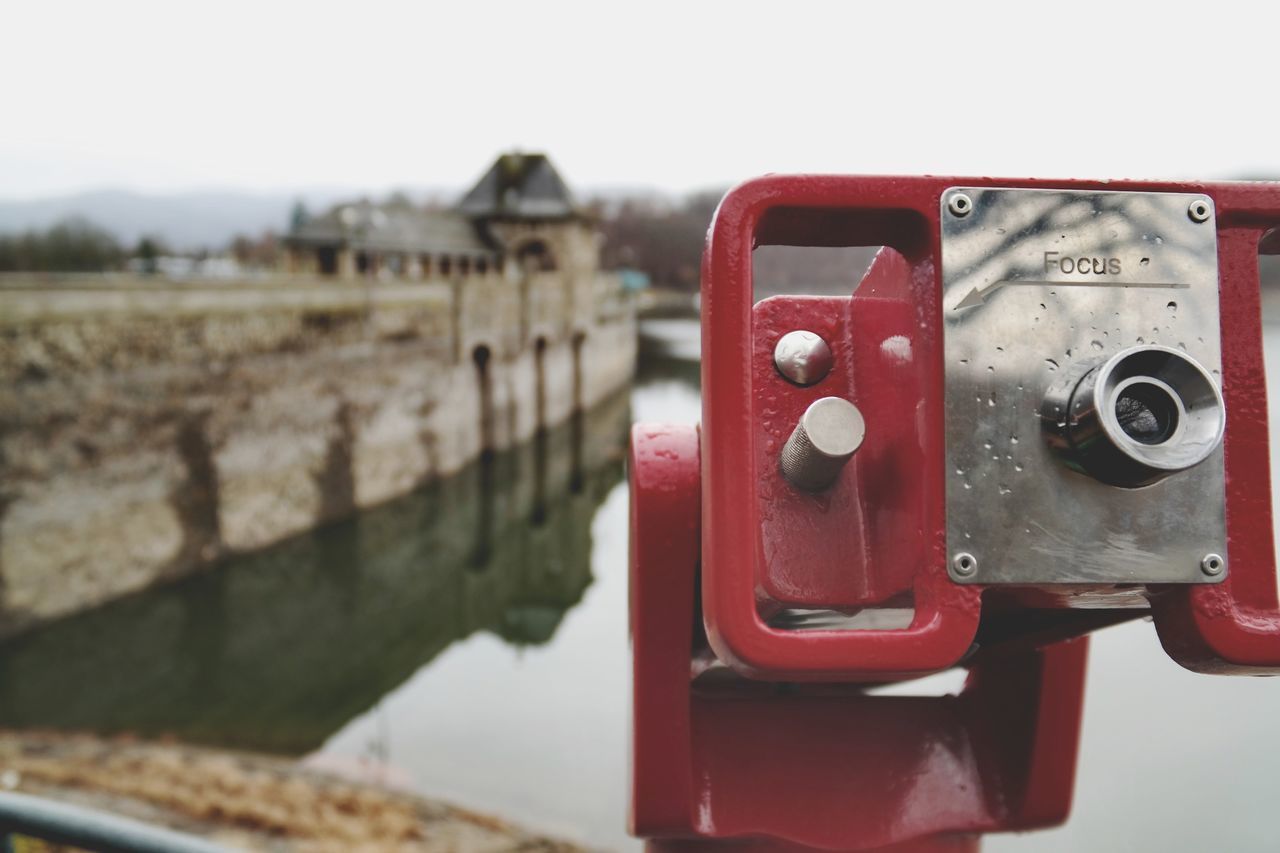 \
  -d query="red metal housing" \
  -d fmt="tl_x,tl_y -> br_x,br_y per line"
700,175 -> 1280,680
630,174 -> 1280,850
